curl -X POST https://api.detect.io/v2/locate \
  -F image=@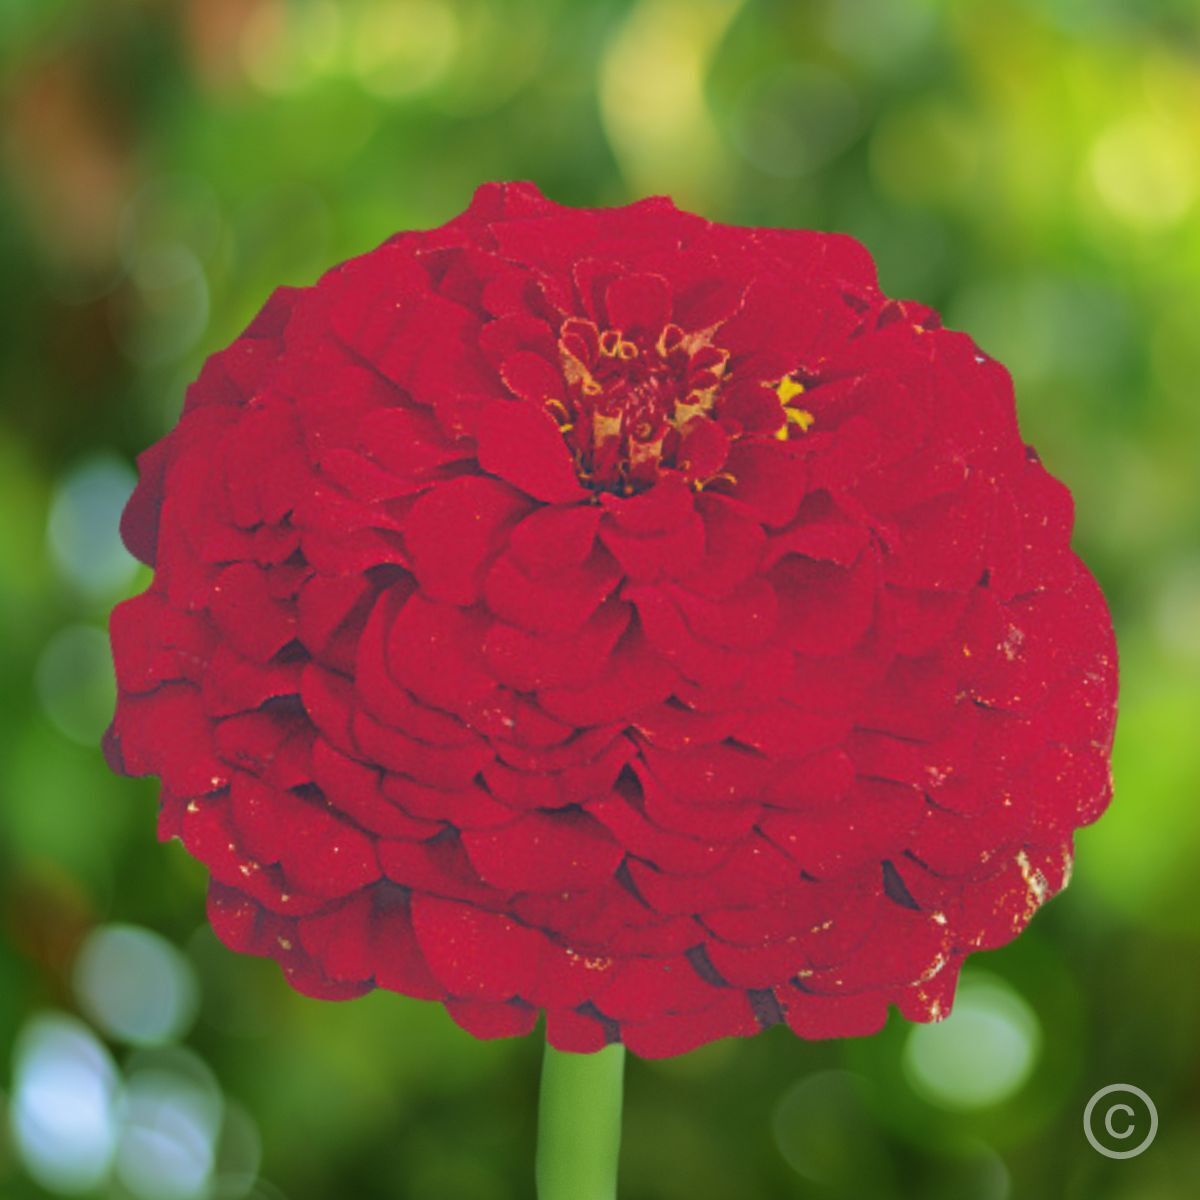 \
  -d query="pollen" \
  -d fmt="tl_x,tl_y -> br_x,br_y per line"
1016,850 -> 1049,909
